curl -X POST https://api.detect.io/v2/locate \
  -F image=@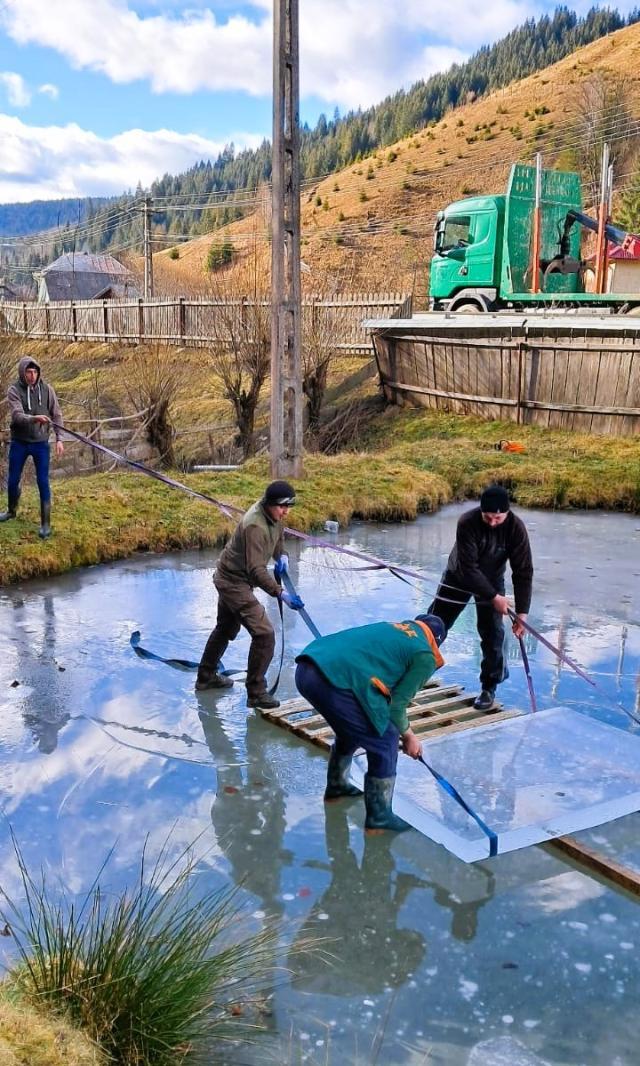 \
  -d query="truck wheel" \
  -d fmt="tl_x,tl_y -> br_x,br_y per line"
453,302 -> 482,313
